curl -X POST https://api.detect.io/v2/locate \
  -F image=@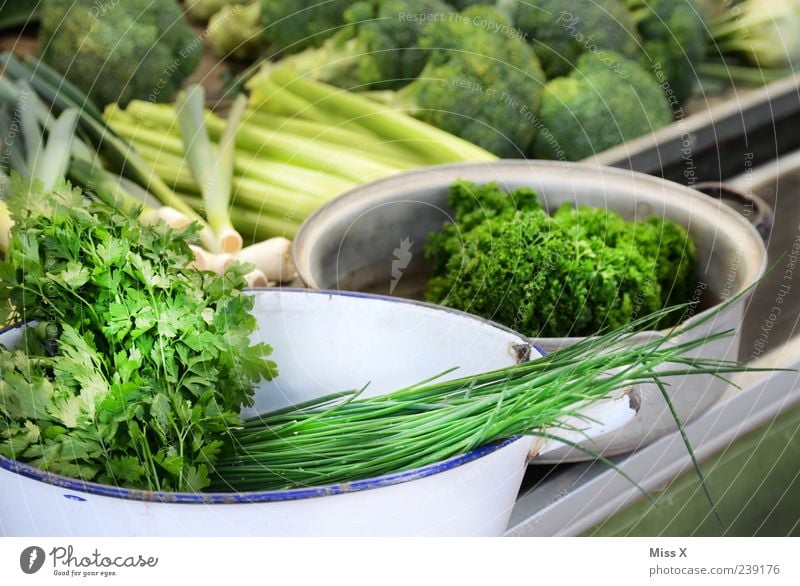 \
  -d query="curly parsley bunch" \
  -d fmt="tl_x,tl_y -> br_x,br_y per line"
426,181 -> 697,337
